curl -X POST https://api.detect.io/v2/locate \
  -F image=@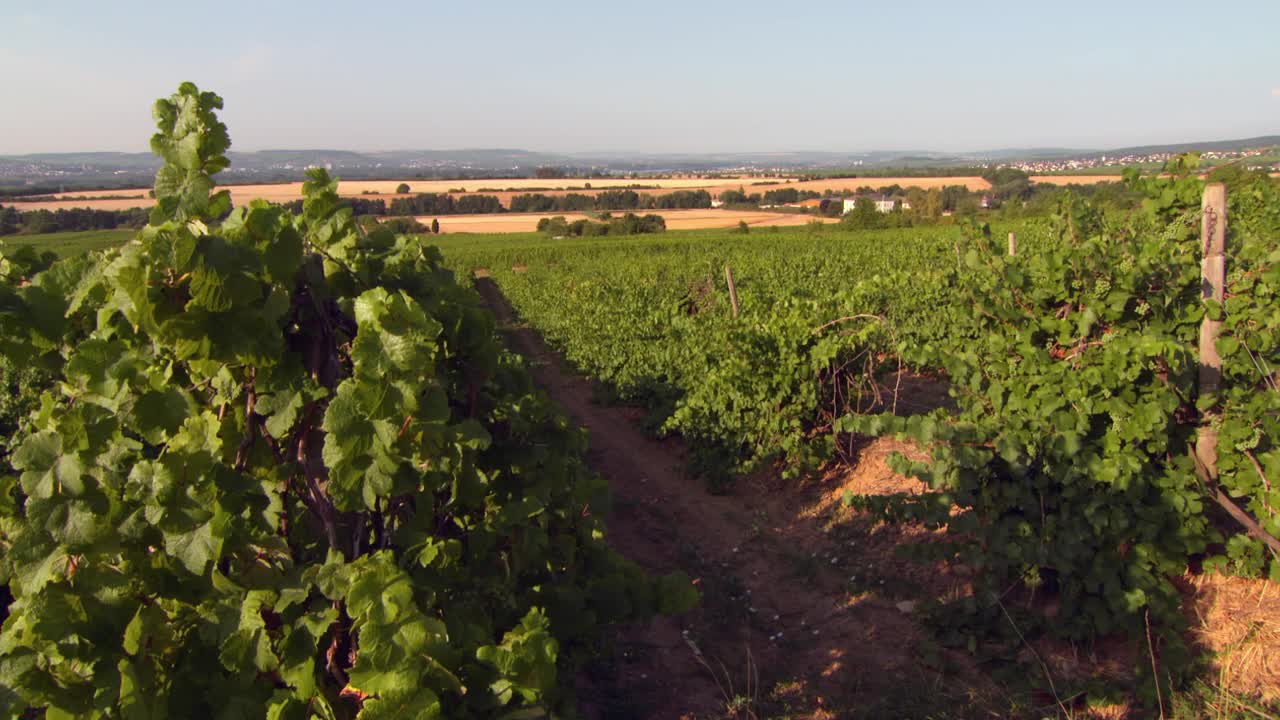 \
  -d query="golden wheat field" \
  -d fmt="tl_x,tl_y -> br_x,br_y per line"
1028,174 -> 1126,185
23,176 -> 764,211
770,176 -> 991,193
6,175 -> 1124,215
